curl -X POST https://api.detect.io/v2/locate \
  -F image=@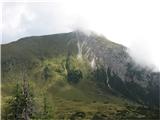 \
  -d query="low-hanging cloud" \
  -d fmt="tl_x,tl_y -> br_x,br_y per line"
1,0 -> 160,71
127,40 -> 160,71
